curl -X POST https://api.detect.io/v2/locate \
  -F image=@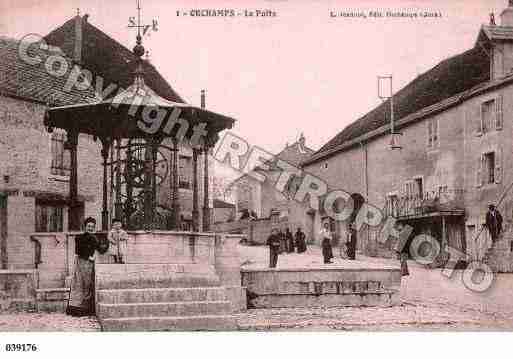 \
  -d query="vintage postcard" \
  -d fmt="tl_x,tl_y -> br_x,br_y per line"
0,0 -> 512,356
